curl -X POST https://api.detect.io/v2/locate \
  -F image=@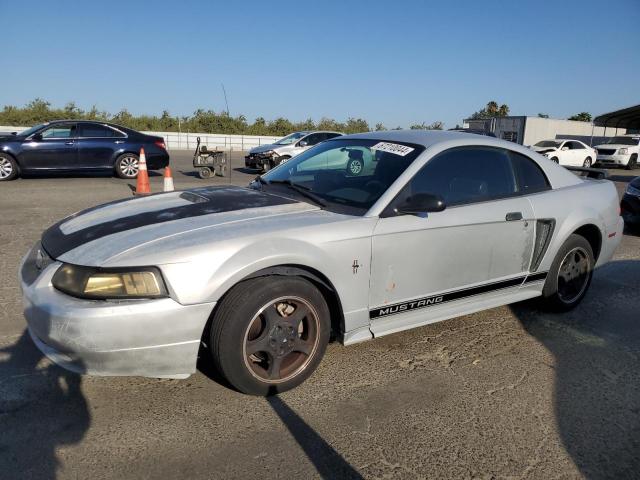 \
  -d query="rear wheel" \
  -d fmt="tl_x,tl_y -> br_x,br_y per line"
209,276 -> 330,395
0,154 -> 19,181
539,234 -> 594,311
115,153 -> 140,179
583,157 -> 592,168
626,154 -> 638,170
198,167 -> 213,179
347,158 -> 364,175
